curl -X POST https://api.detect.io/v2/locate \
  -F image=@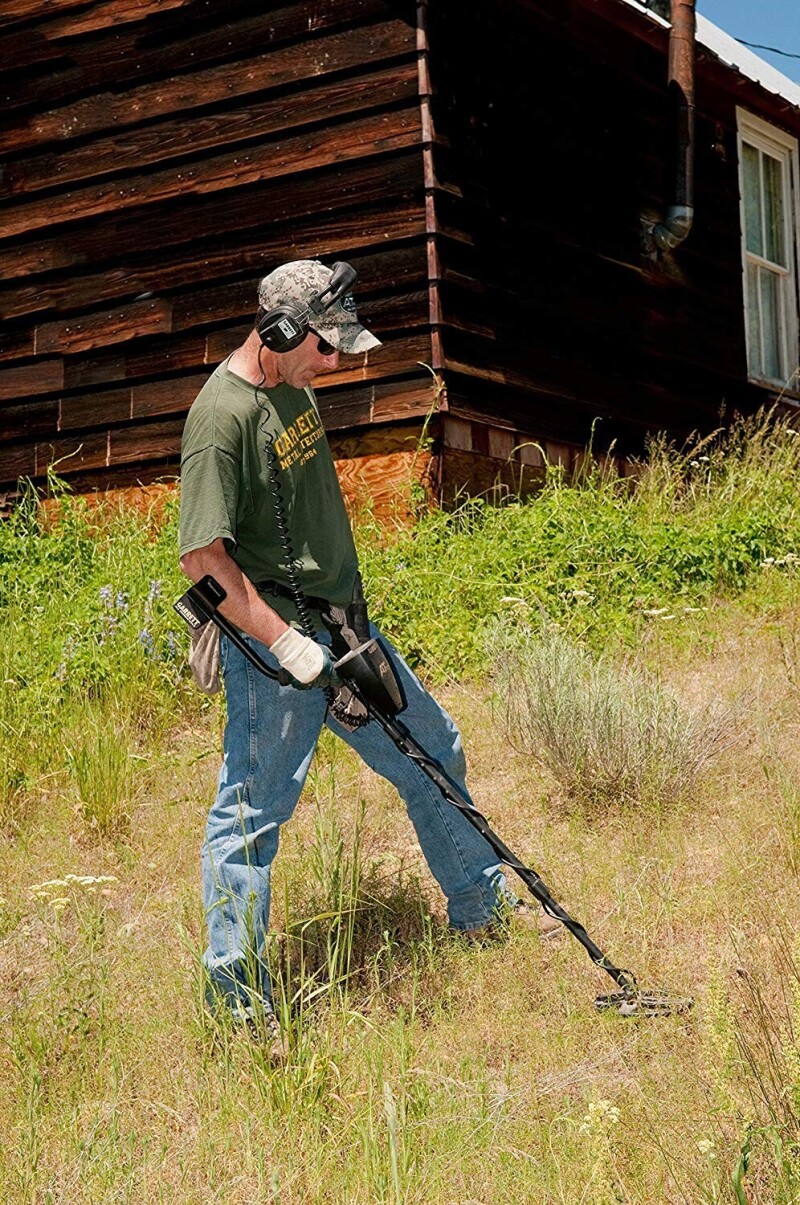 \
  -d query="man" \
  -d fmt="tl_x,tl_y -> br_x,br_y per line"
179,259 -> 555,1049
